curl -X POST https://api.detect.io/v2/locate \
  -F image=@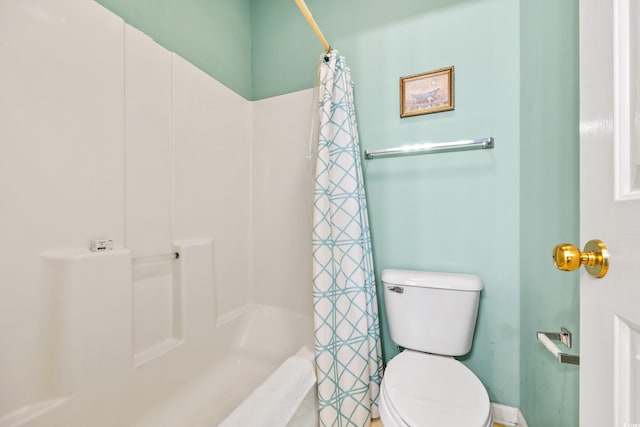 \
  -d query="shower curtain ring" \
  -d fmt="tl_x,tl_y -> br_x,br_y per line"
324,46 -> 332,62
